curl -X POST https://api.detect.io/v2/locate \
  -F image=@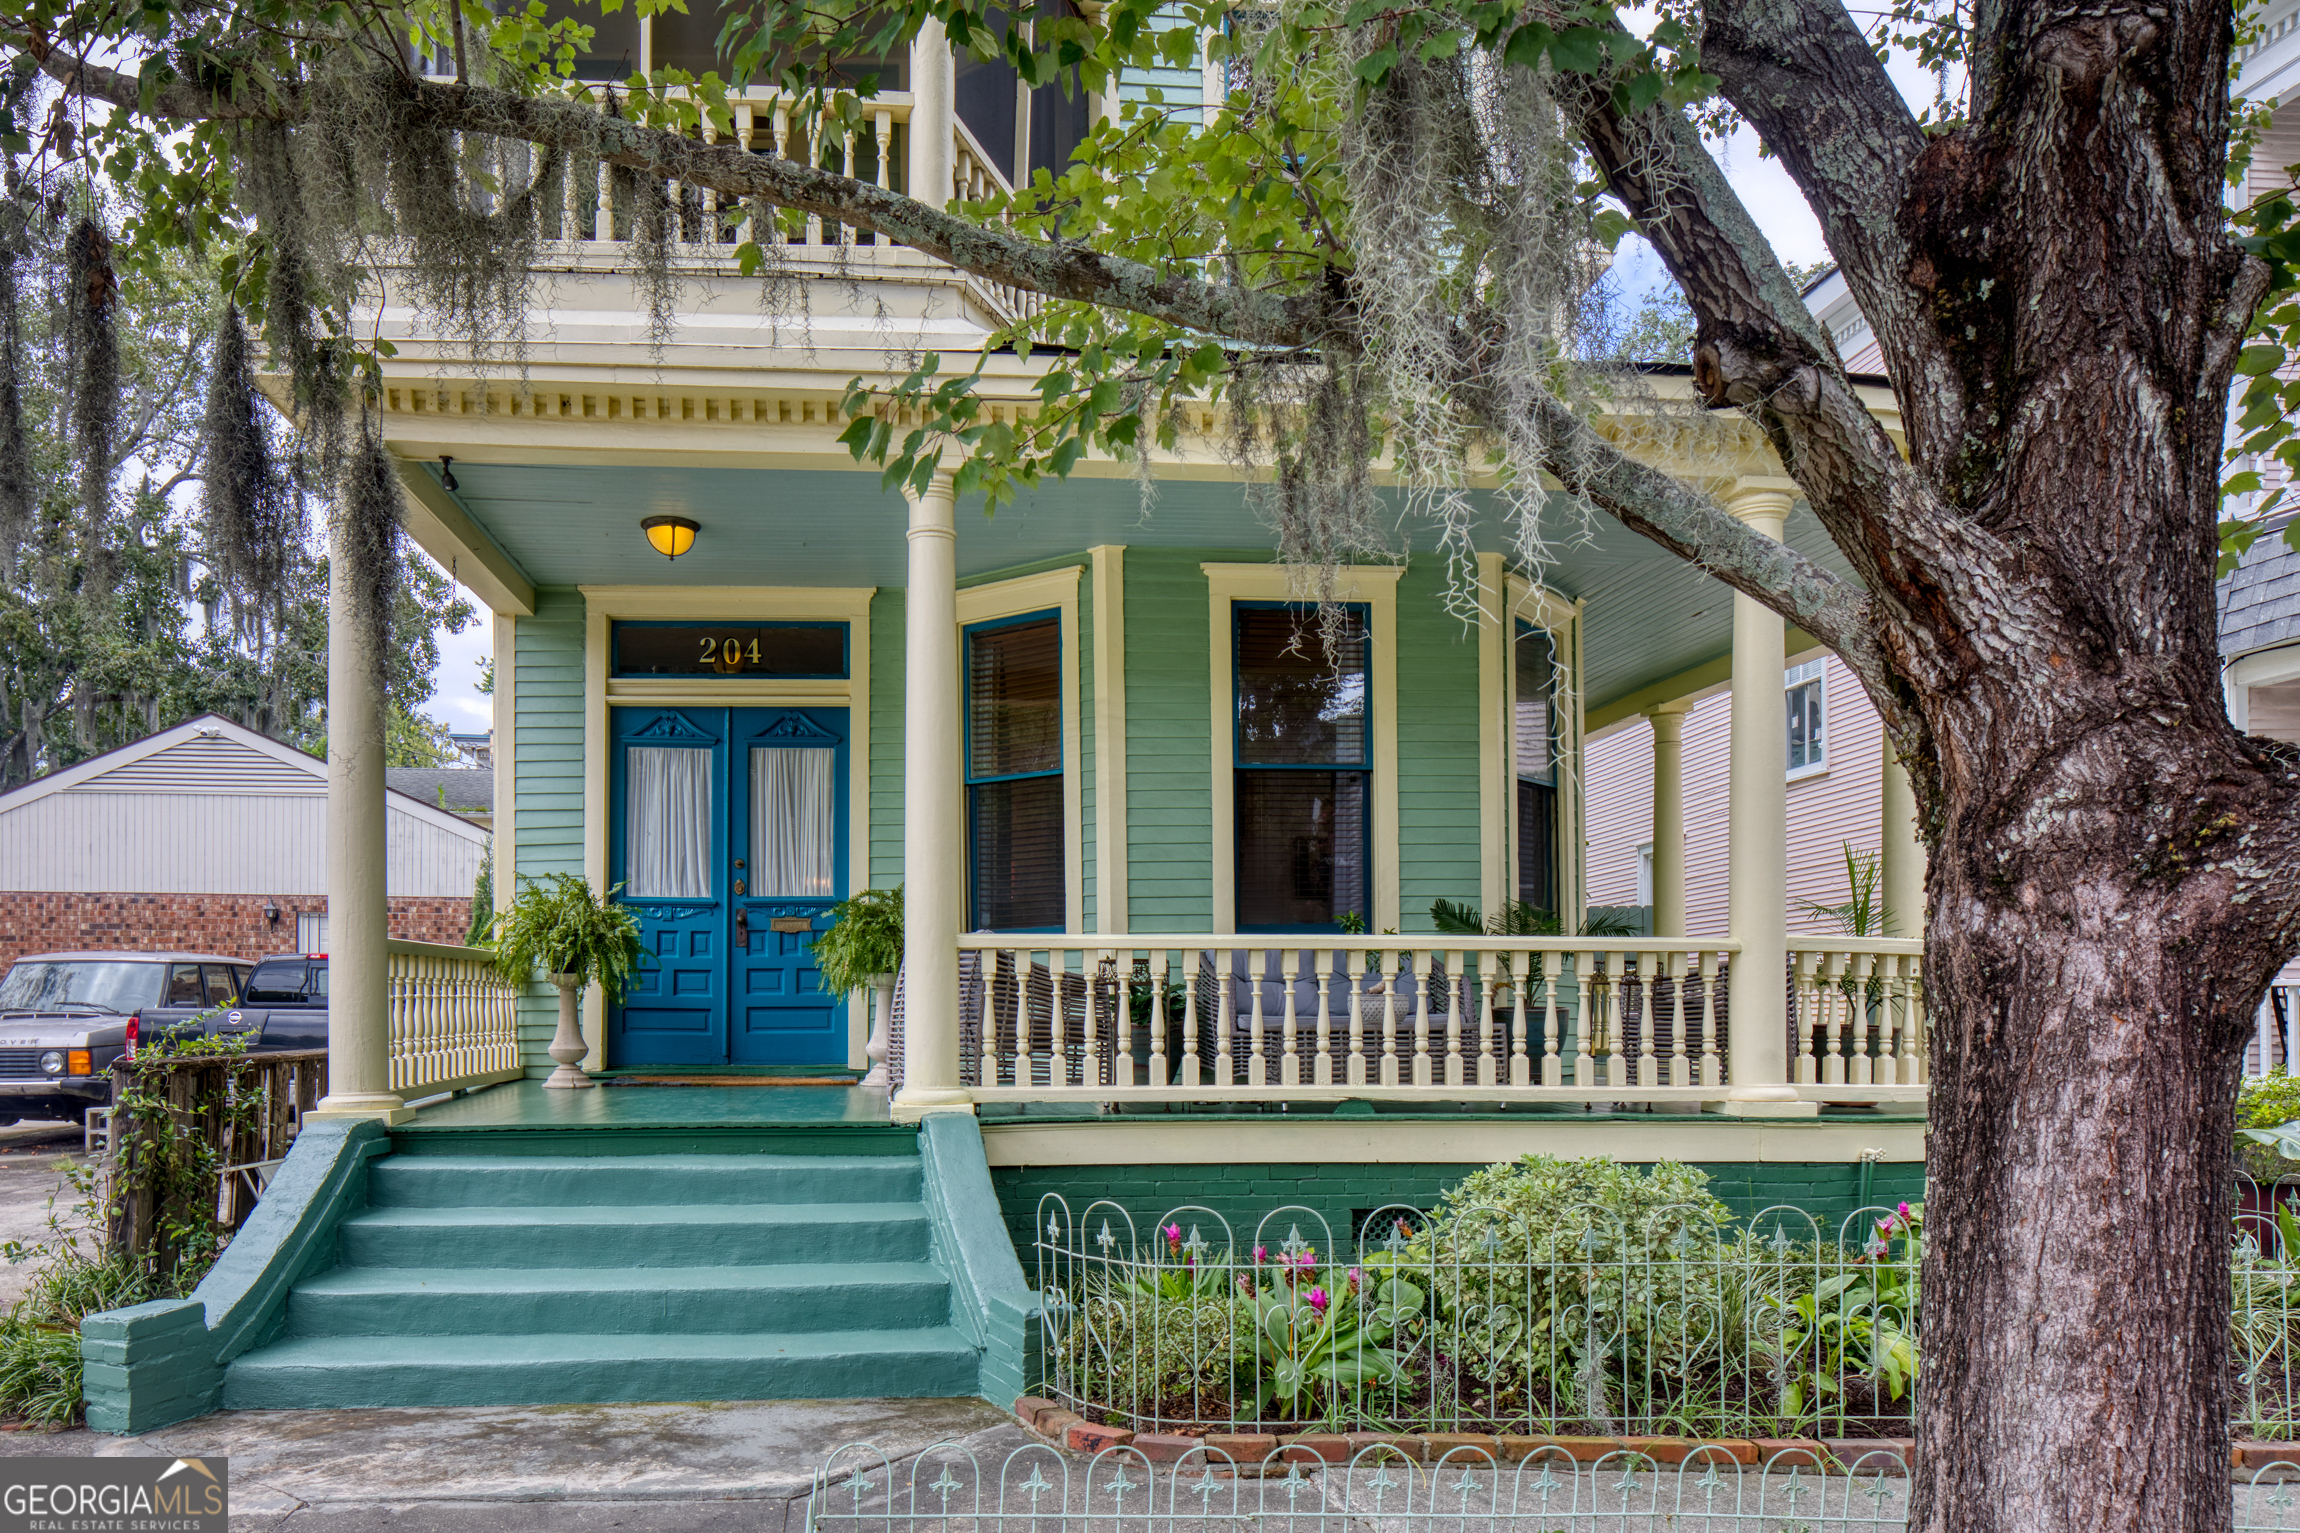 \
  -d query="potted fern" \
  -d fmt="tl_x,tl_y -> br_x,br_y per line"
813,886 -> 903,1085
489,873 -> 644,1089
